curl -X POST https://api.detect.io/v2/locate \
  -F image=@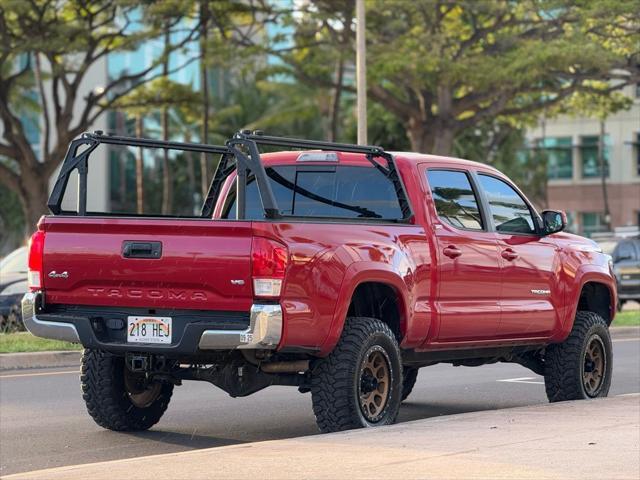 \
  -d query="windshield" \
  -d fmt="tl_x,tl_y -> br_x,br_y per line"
0,246 -> 28,274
